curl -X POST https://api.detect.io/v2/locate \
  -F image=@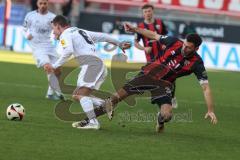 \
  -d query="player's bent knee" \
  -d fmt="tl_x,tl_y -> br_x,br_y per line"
54,68 -> 61,77
72,94 -> 81,101
163,113 -> 172,122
